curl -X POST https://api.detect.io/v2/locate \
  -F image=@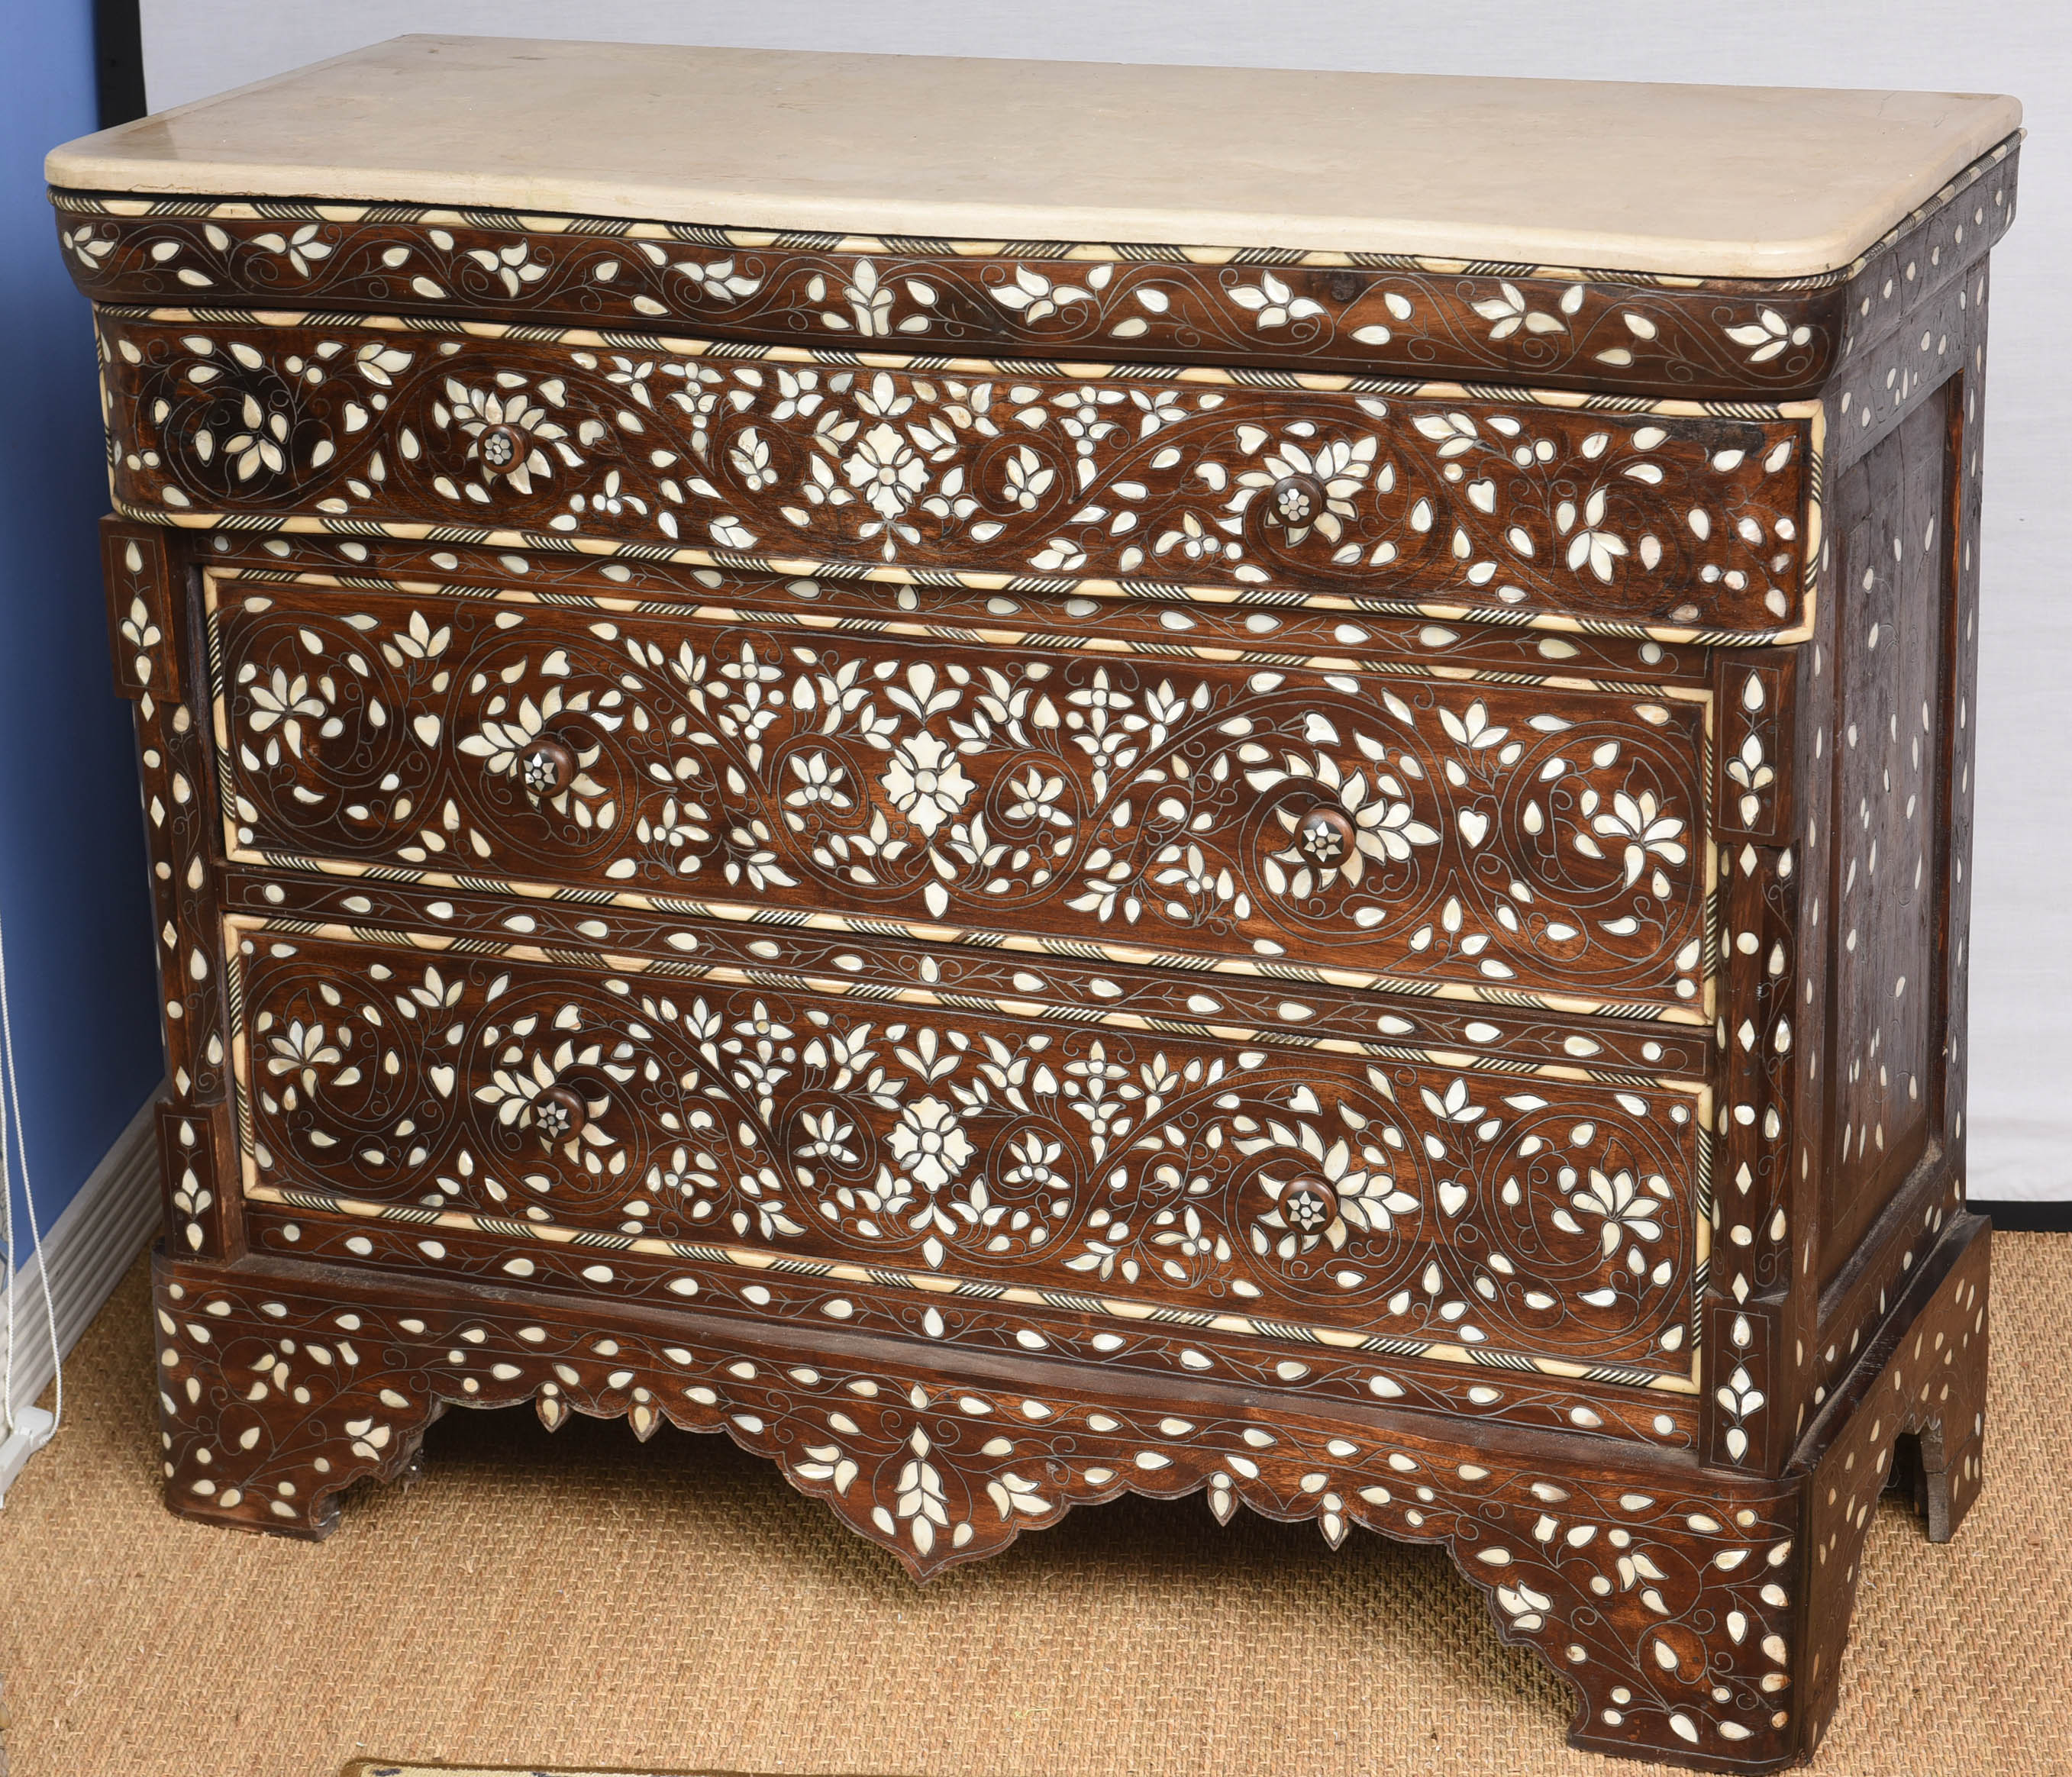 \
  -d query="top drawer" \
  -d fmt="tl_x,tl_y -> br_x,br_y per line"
98,308 -> 1816,640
